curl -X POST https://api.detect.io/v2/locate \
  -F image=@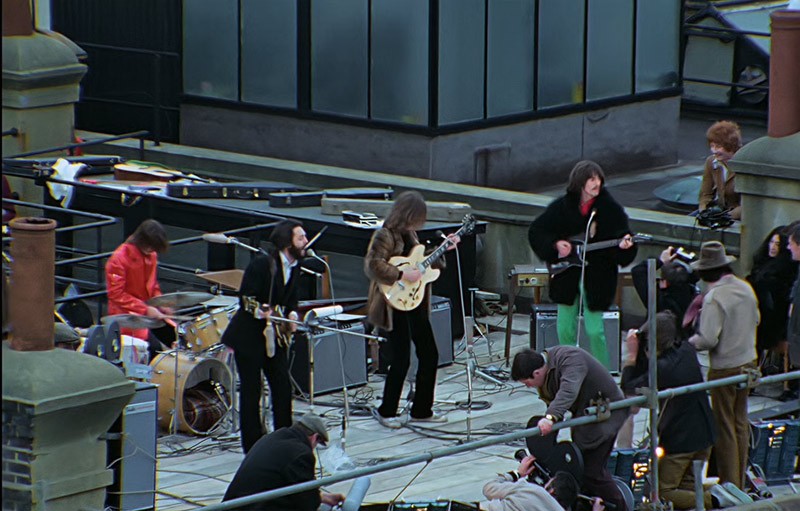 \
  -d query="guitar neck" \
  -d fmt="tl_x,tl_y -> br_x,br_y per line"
420,224 -> 467,269
583,237 -> 623,252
